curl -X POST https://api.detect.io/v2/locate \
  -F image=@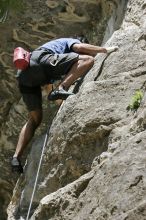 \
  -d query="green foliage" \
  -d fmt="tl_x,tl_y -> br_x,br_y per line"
0,0 -> 24,22
127,90 -> 144,111
9,0 -> 24,11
